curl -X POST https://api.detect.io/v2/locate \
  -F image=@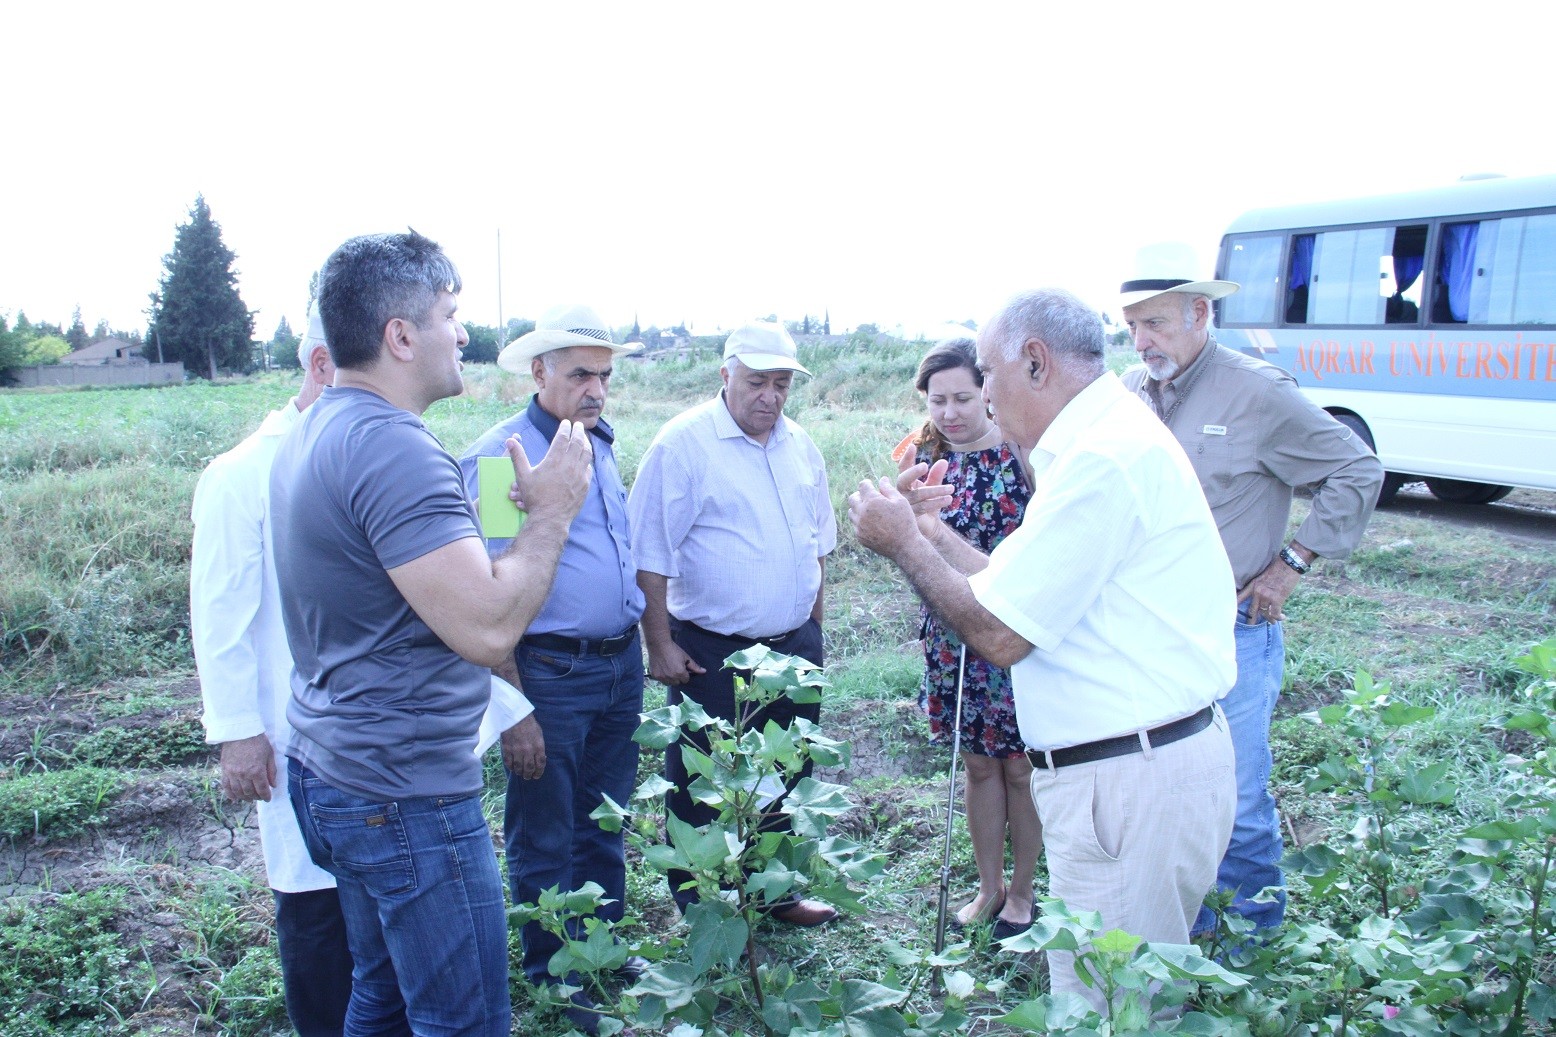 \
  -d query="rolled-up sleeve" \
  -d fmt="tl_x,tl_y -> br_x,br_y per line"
1260,381 -> 1383,559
